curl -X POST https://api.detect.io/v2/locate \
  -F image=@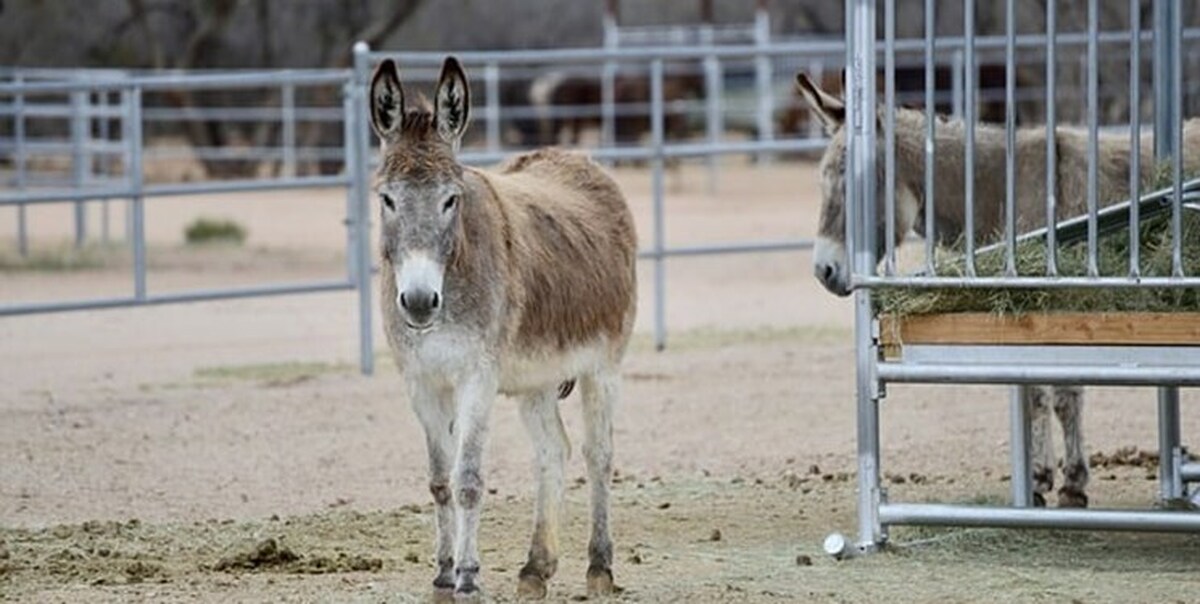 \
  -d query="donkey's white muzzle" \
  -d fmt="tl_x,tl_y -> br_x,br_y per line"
813,236 -> 852,297
396,252 -> 446,329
